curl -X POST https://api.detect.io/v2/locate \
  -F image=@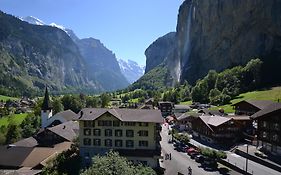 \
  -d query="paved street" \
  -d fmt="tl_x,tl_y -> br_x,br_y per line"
189,138 -> 281,175
160,124 -> 234,175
